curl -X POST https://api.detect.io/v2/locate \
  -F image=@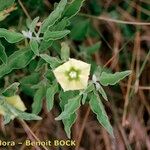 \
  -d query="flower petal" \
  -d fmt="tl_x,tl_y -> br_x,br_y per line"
6,95 -> 26,111
53,58 -> 91,91
69,58 -> 91,70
